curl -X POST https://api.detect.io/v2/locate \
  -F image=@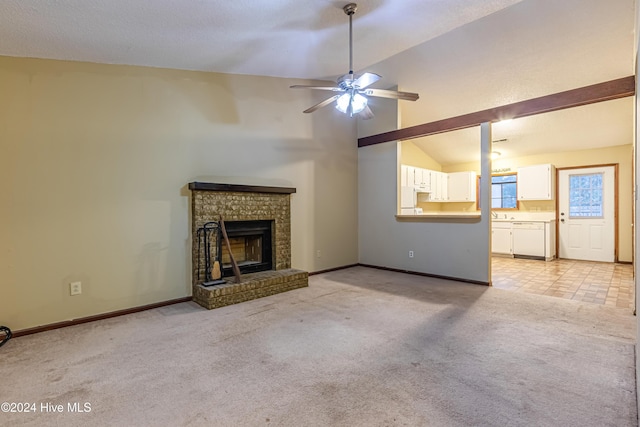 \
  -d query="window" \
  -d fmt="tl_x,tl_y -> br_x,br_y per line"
569,173 -> 603,218
491,174 -> 517,209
